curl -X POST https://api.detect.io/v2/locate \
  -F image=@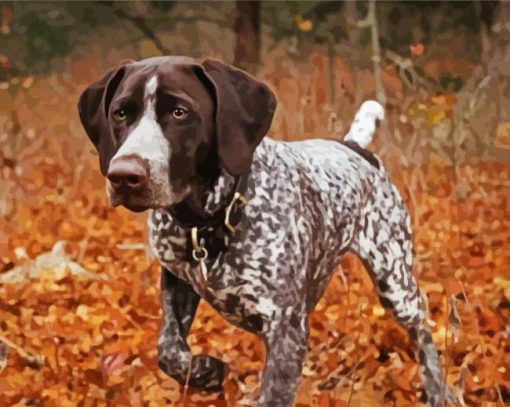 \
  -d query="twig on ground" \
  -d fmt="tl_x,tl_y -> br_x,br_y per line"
77,233 -> 90,263
346,359 -> 362,406
347,305 -> 364,406
0,340 -> 8,374
440,295 -> 450,406
182,356 -> 194,407
0,335 -> 45,369
455,279 -> 505,406
108,302 -> 143,331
